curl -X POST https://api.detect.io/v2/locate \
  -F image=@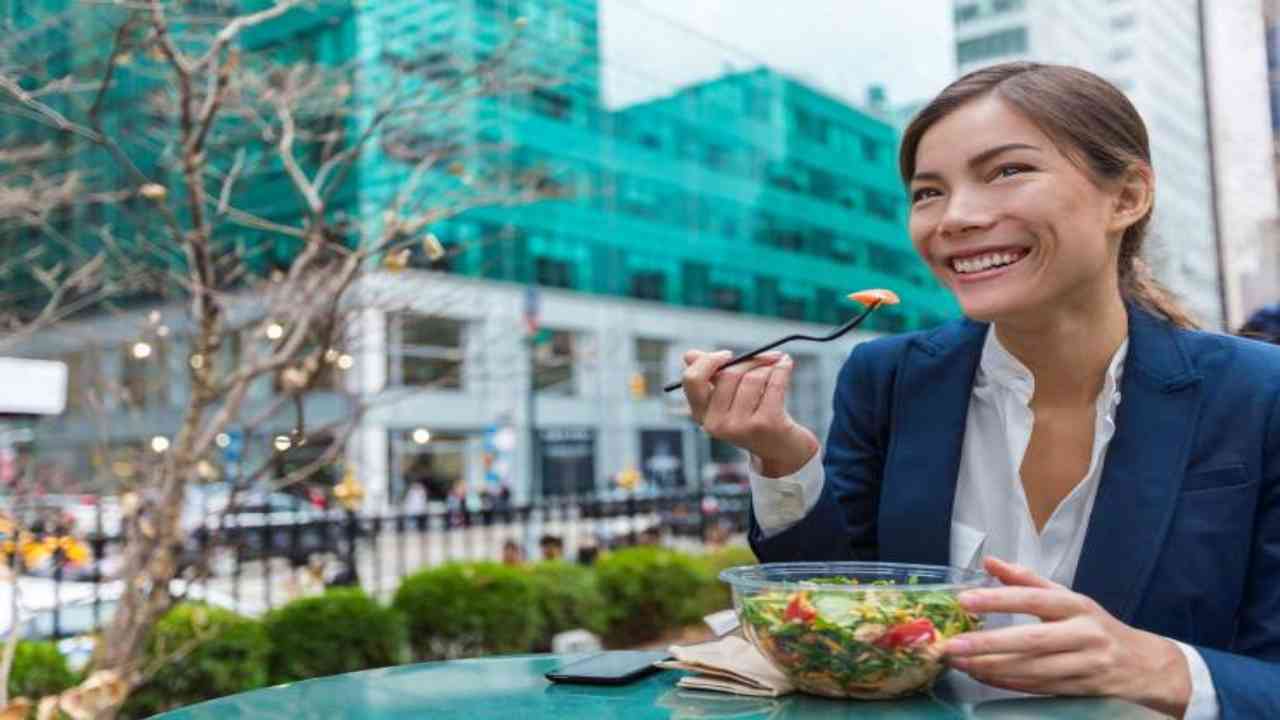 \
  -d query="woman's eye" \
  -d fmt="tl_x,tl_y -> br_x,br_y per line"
994,164 -> 1031,179
911,188 -> 941,203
